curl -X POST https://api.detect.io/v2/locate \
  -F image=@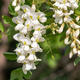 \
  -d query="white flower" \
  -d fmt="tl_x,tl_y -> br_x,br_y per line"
31,42 -> 43,52
21,5 -> 31,13
15,4 -> 20,12
64,16 -> 72,23
20,38 -> 31,45
12,0 -> 25,11
57,23 -> 64,33
73,47 -> 77,54
20,27 -> 28,34
12,0 -> 17,6
25,20 -> 33,31
13,33 -> 24,41
27,53 -> 41,61
33,31 -> 42,37
76,16 -> 80,21
71,41 -> 75,48
37,12 -> 47,23
33,24 -> 45,31
66,28 -> 71,35
15,24 -> 24,31
70,0 -> 78,9
69,51 -> 73,59
64,36 -> 70,45
27,54 -> 37,61
13,4 -> 47,74
70,21 -> 80,29
31,36 -> 45,43
75,39 -> 80,45
73,29 -> 79,38
17,55 -> 25,63
12,16 -> 24,24
22,62 -> 36,74
53,10 -> 63,24
32,4 -> 36,12
15,47 -> 25,55
78,50 -> 80,56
